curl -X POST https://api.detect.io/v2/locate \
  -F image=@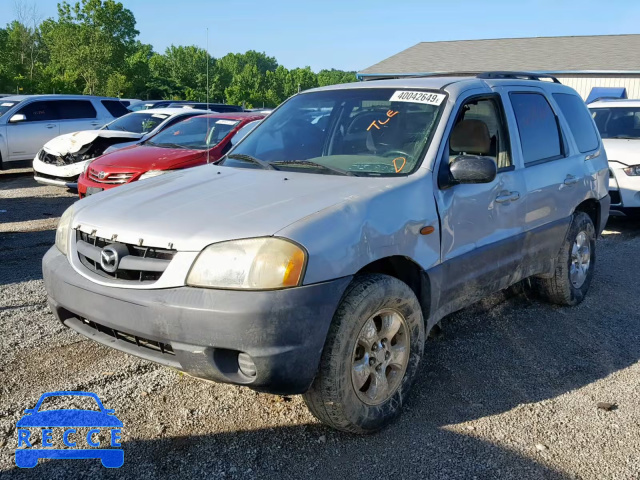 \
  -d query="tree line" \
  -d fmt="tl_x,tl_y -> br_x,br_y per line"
0,0 -> 357,107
